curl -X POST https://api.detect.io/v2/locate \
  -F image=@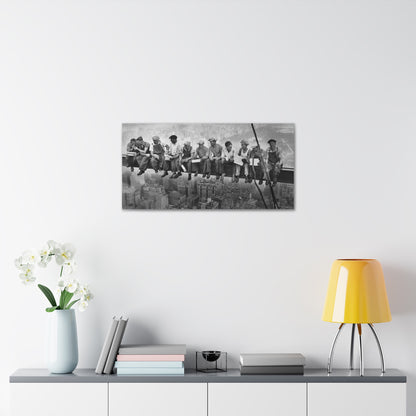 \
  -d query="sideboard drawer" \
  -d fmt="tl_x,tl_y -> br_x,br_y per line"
208,383 -> 306,416
11,383 -> 107,416
109,383 -> 207,416
308,383 -> 406,416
